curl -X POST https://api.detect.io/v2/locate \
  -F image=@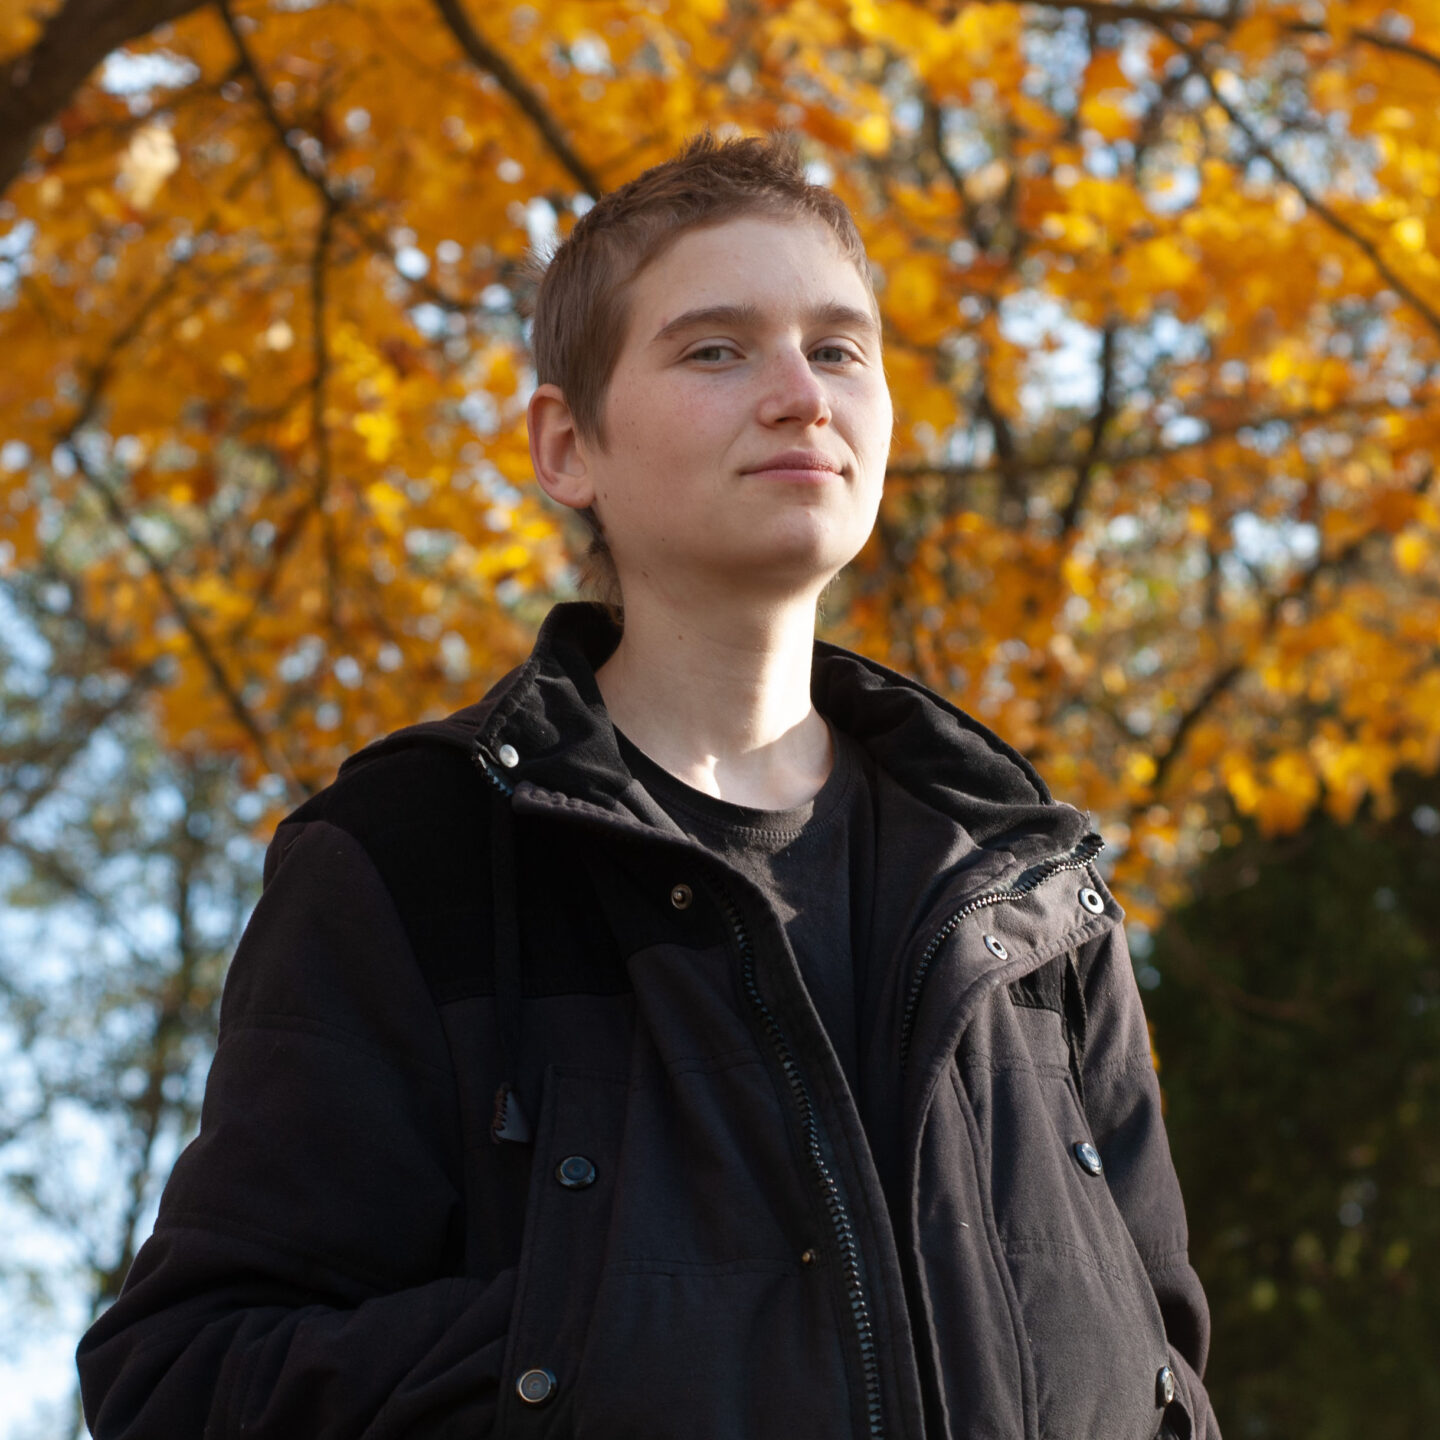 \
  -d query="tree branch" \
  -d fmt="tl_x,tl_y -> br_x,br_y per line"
0,0 -> 208,196
310,200 -> 341,628
52,252 -> 304,796
1143,461 -> 1435,801
70,448 -> 304,797
977,382 -> 1027,524
1194,63 -> 1440,345
886,394 -> 1425,489
1016,3 -> 1440,347
1060,322 -> 1118,535
1019,0 -> 1440,77
1020,2 -> 1225,24
91,770 -> 210,1308
1329,26 -> 1440,80
431,0 -> 601,198
216,0 -> 474,313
